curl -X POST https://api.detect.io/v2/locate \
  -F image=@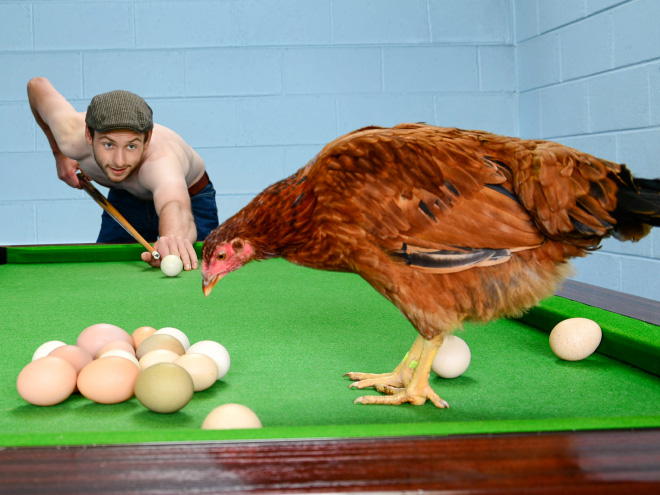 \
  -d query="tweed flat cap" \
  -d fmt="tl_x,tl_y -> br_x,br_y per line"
85,90 -> 153,134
